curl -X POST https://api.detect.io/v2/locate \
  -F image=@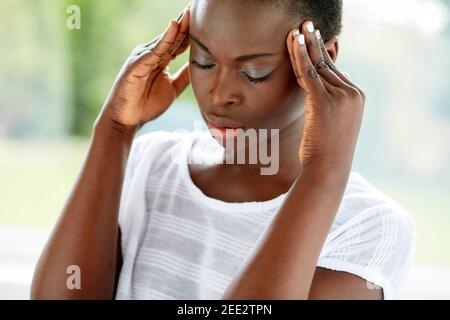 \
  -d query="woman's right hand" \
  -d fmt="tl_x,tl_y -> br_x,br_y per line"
98,5 -> 191,132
